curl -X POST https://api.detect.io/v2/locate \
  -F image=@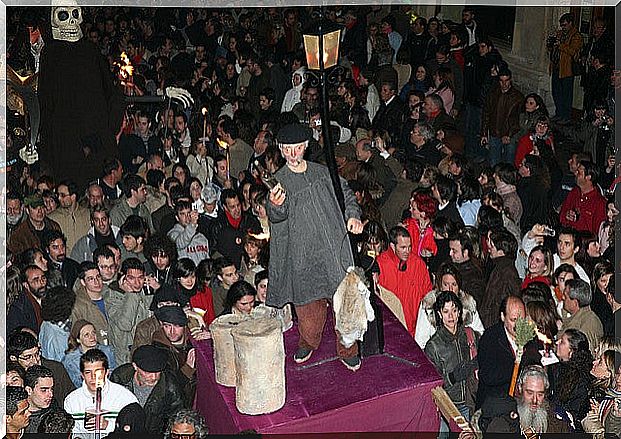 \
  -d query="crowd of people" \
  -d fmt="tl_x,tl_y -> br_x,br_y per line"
4,4 -> 619,438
